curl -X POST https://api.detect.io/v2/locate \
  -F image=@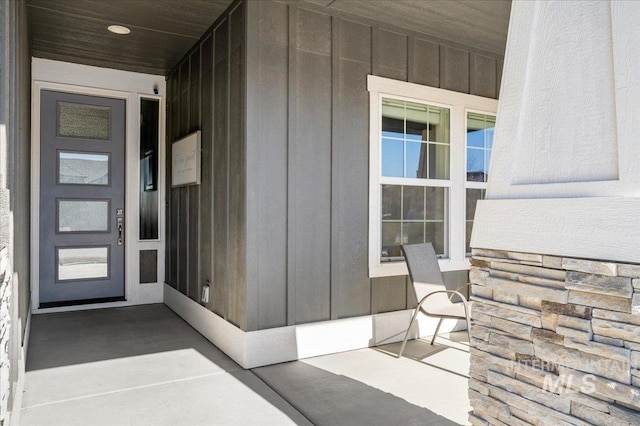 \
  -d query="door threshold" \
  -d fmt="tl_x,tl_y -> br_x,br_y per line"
40,296 -> 126,309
